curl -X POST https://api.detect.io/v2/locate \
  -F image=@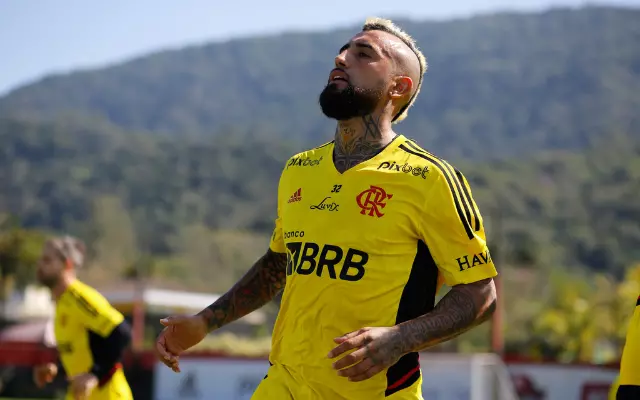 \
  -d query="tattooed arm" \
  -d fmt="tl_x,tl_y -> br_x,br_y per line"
397,277 -> 497,352
327,278 -> 496,381
196,249 -> 288,332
